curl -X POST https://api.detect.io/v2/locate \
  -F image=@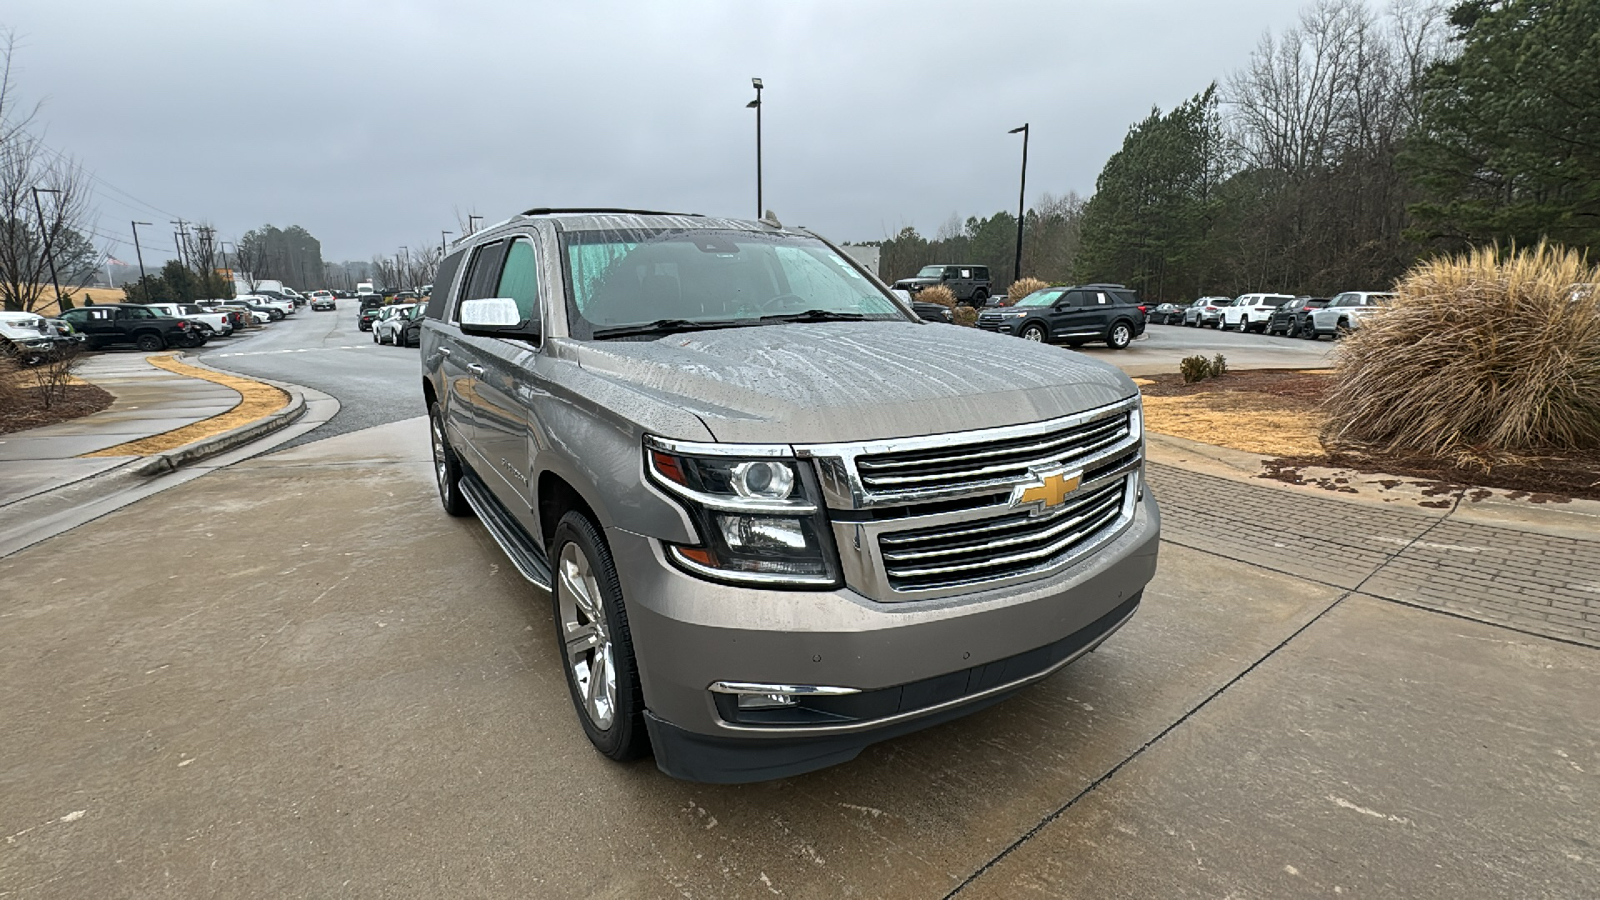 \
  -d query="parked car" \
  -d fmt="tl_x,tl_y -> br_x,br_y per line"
204,301 -> 270,326
248,290 -> 299,315
58,304 -> 202,352
401,304 -> 428,347
138,302 -> 235,338
1267,297 -> 1329,337
1181,296 -> 1224,327
976,283 -> 1147,349
1149,303 -> 1183,325
1196,296 -> 1234,328
1306,291 -> 1394,339
1221,293 -> 1296,333
421,209 -> 1157,783
311,293 -> 337,311
891,288 -> 952,323
357,297 -> 385,331
891,264 -> 993,307
0,311 -> 75,364
372,303 -> 416,344
234,294 -> 292,320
